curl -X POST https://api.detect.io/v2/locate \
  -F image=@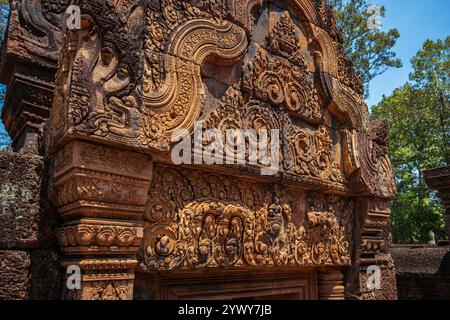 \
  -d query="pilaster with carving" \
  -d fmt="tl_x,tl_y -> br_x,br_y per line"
50,140 -> 152,300
344,120 -> 398,300
0,0 -> 69,152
